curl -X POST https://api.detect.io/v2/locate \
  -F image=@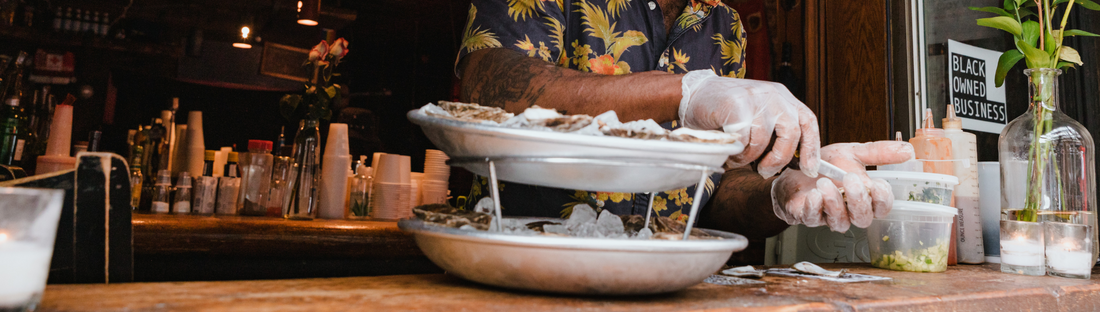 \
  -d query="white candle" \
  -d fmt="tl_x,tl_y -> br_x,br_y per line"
1001,238 -> 1044,266
0,241 -> 53,307
1046,246 -> 1093,275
